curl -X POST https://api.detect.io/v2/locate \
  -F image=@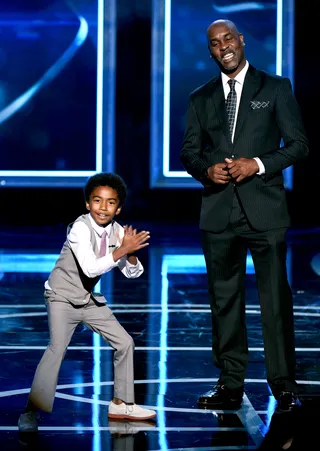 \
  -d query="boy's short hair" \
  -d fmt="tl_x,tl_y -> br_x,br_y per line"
84,173 -> 127,206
